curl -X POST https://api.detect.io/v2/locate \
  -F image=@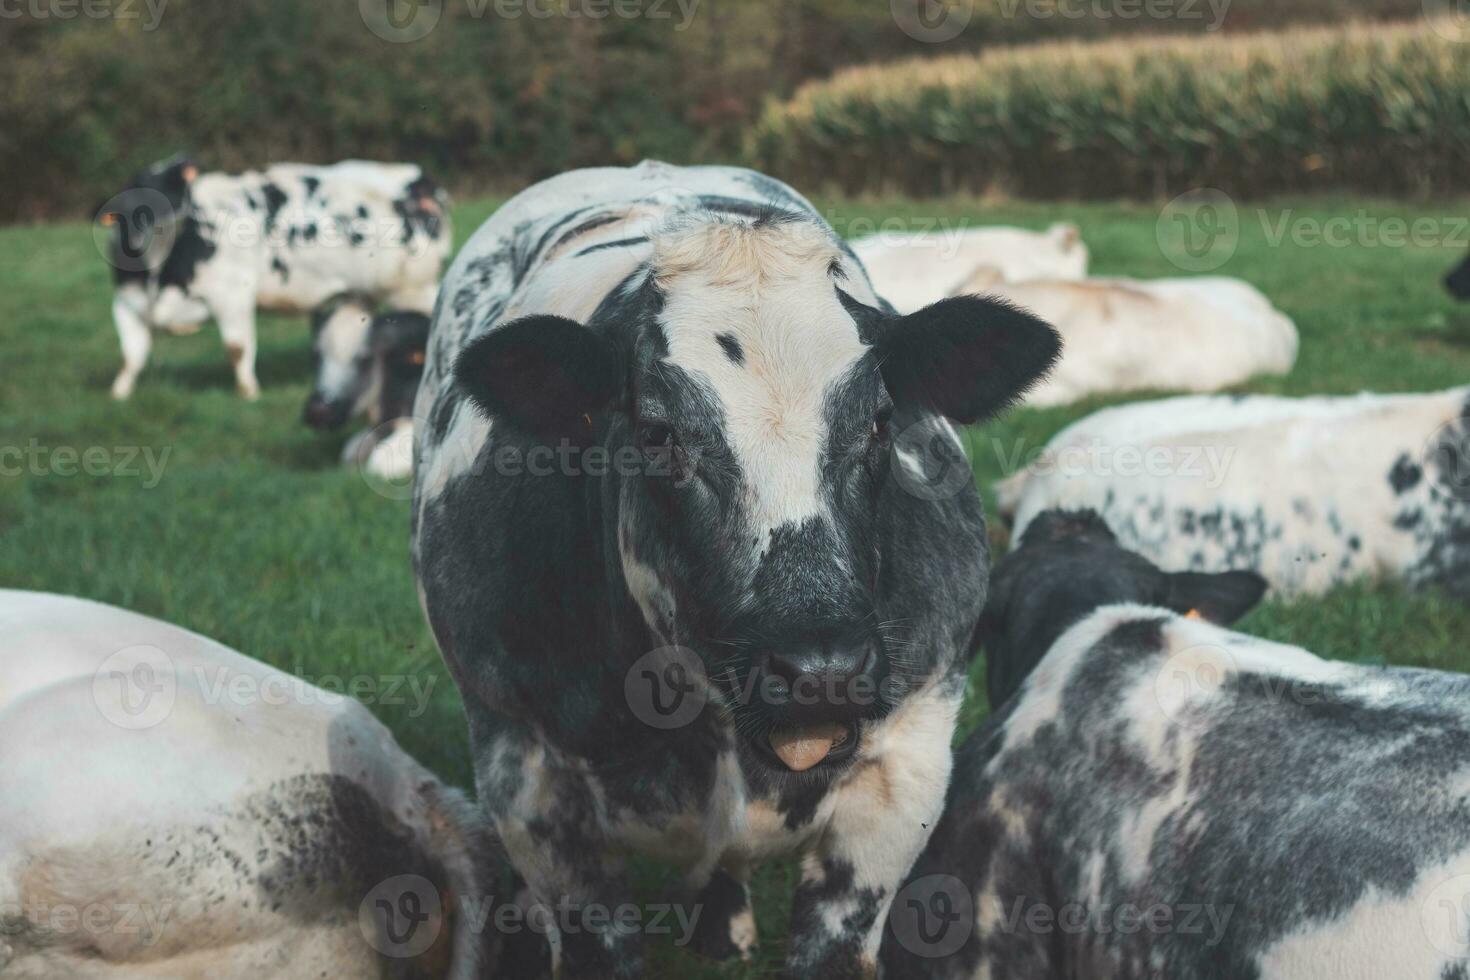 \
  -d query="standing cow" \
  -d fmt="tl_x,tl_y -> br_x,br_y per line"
411,161 -> 1060,978
884,509 -> 1470,980
98,156 -> 450,400
997,386 -> 1470,598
